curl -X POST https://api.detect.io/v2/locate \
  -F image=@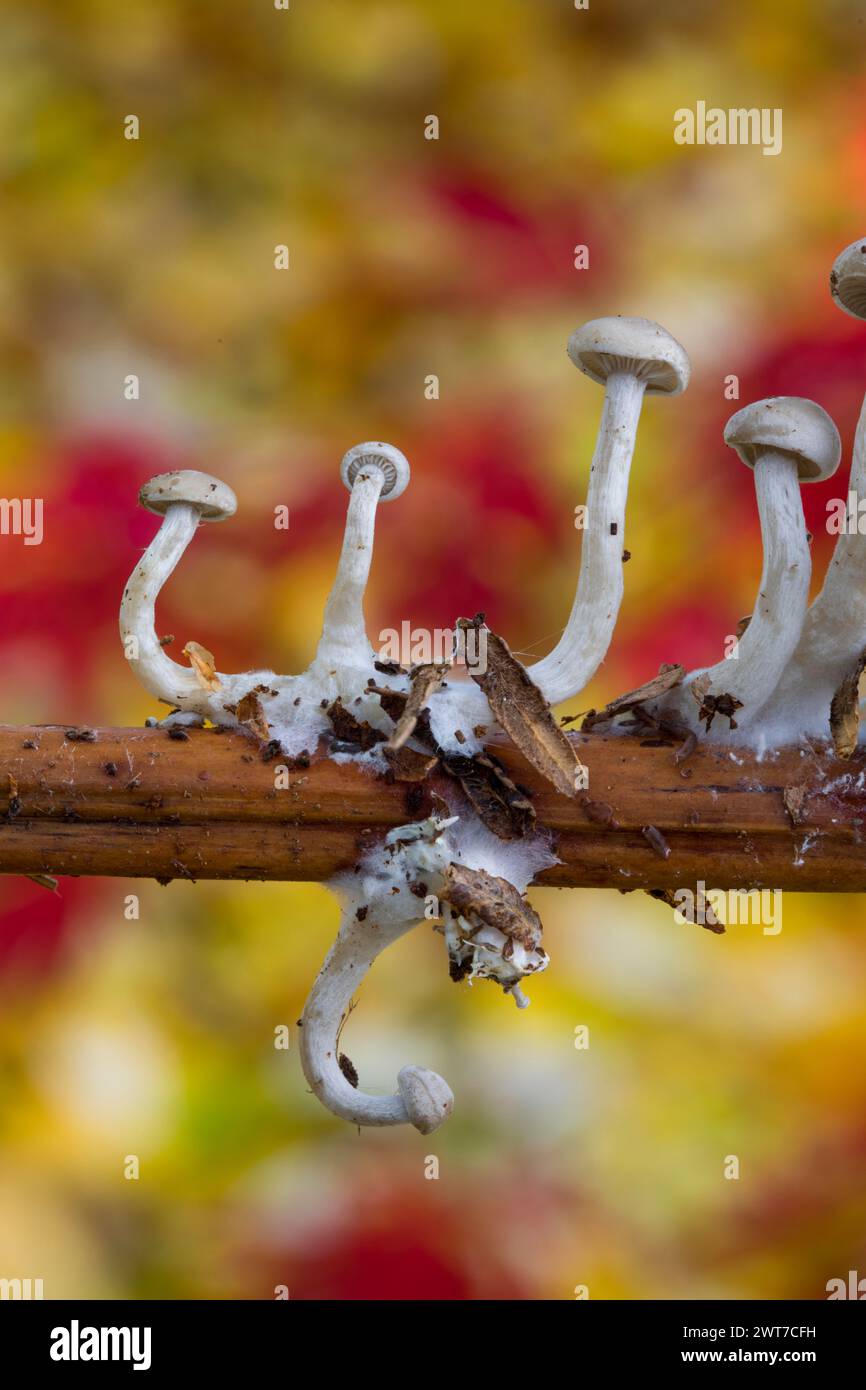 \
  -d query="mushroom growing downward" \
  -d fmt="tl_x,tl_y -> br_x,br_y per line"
653,396 -> 841,742
527,317 -> 690,707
